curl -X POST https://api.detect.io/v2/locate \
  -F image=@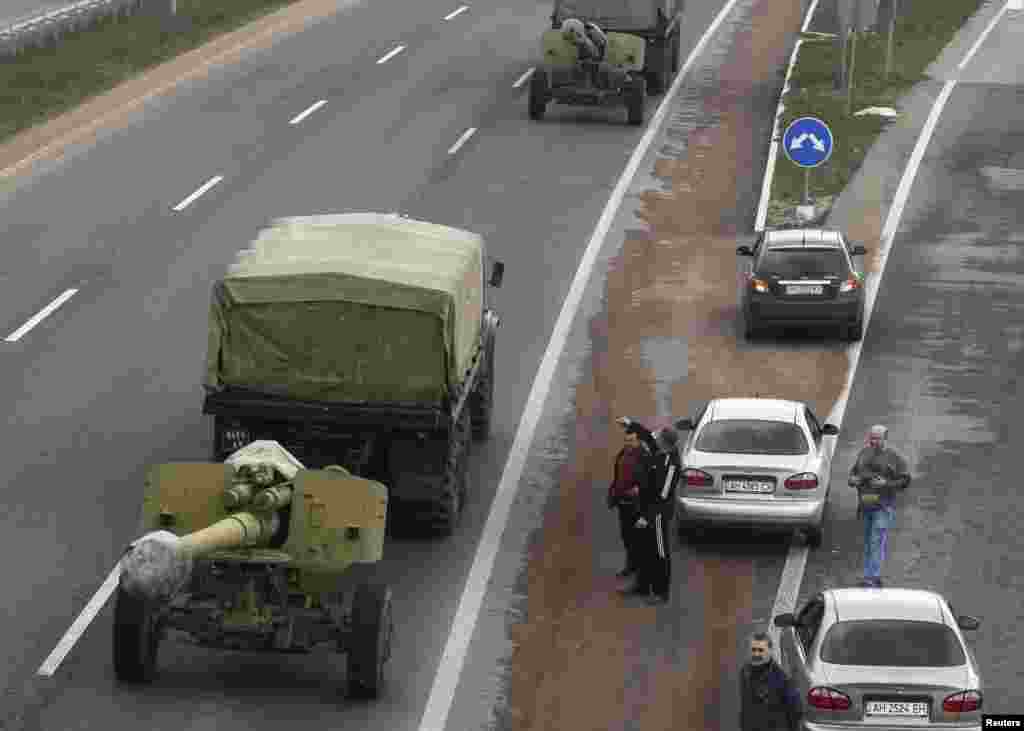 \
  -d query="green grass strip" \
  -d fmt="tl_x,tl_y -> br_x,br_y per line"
0,0 -> 307,143
768,0 -> 985,218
